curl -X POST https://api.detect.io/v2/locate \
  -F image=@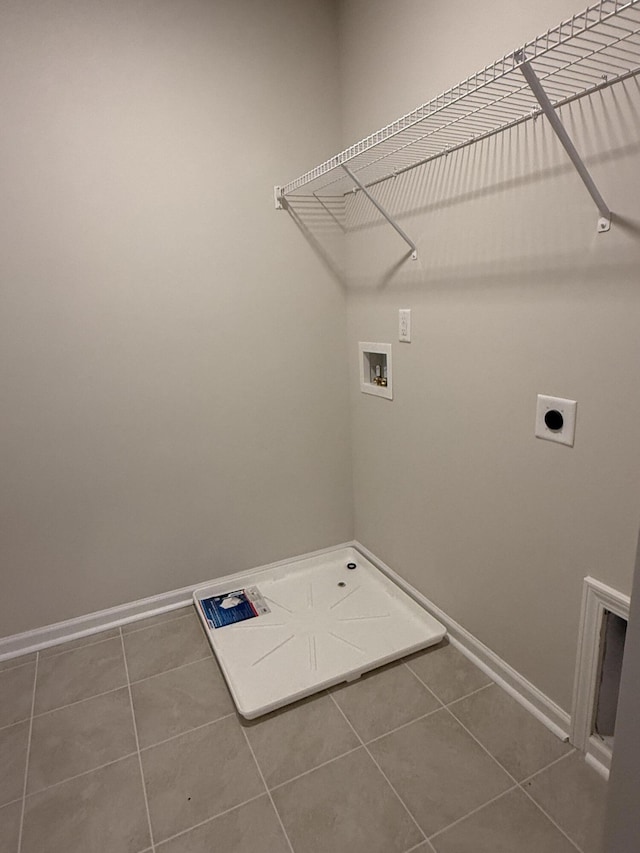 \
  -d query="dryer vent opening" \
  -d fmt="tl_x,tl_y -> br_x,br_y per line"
593,610 -> 627,747
571,578 -> 630,774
